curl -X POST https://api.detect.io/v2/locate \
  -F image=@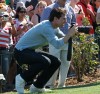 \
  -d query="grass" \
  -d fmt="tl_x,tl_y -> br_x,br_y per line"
2,81 -> 100,94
